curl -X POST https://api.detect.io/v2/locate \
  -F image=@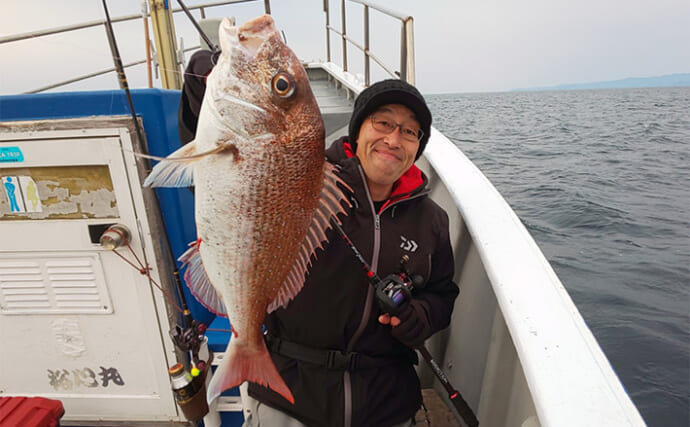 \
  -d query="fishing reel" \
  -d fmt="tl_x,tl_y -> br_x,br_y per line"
374,255 -> 425,316
169,314 -> 208,370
